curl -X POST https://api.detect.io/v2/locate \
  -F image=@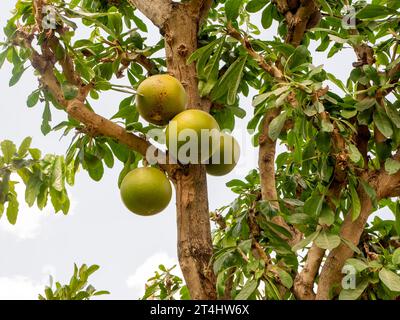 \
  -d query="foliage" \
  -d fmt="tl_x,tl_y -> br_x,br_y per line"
1,0 -> 400,300
38,264 -> 109,300
142,265 -> 190,300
